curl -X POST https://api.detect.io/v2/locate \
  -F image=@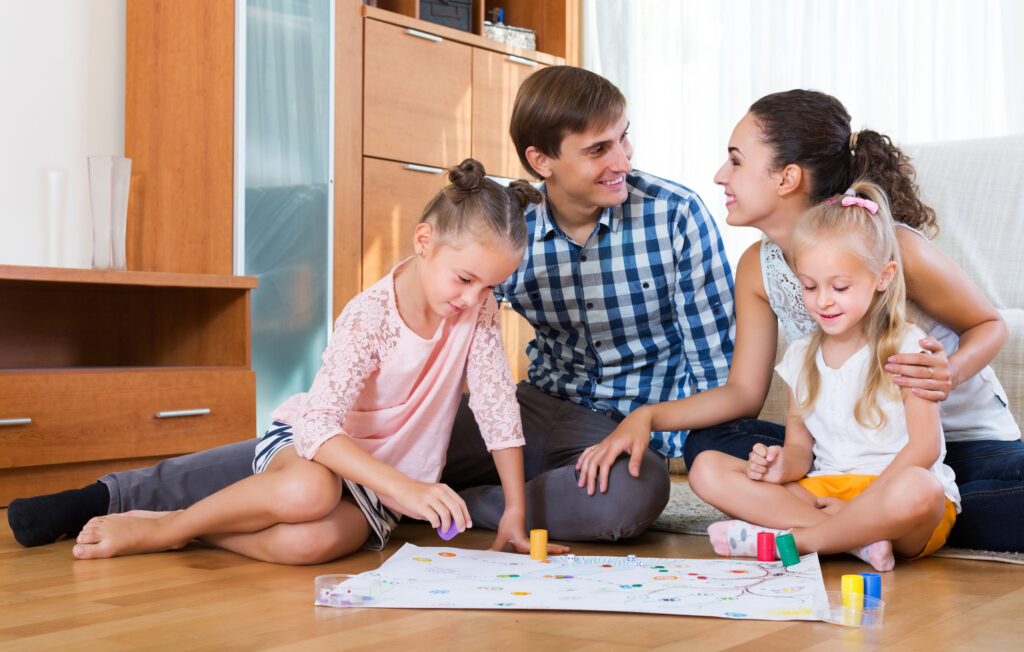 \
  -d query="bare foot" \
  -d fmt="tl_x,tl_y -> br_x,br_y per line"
72,513 -> 190,559
847,540 -> 895,572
